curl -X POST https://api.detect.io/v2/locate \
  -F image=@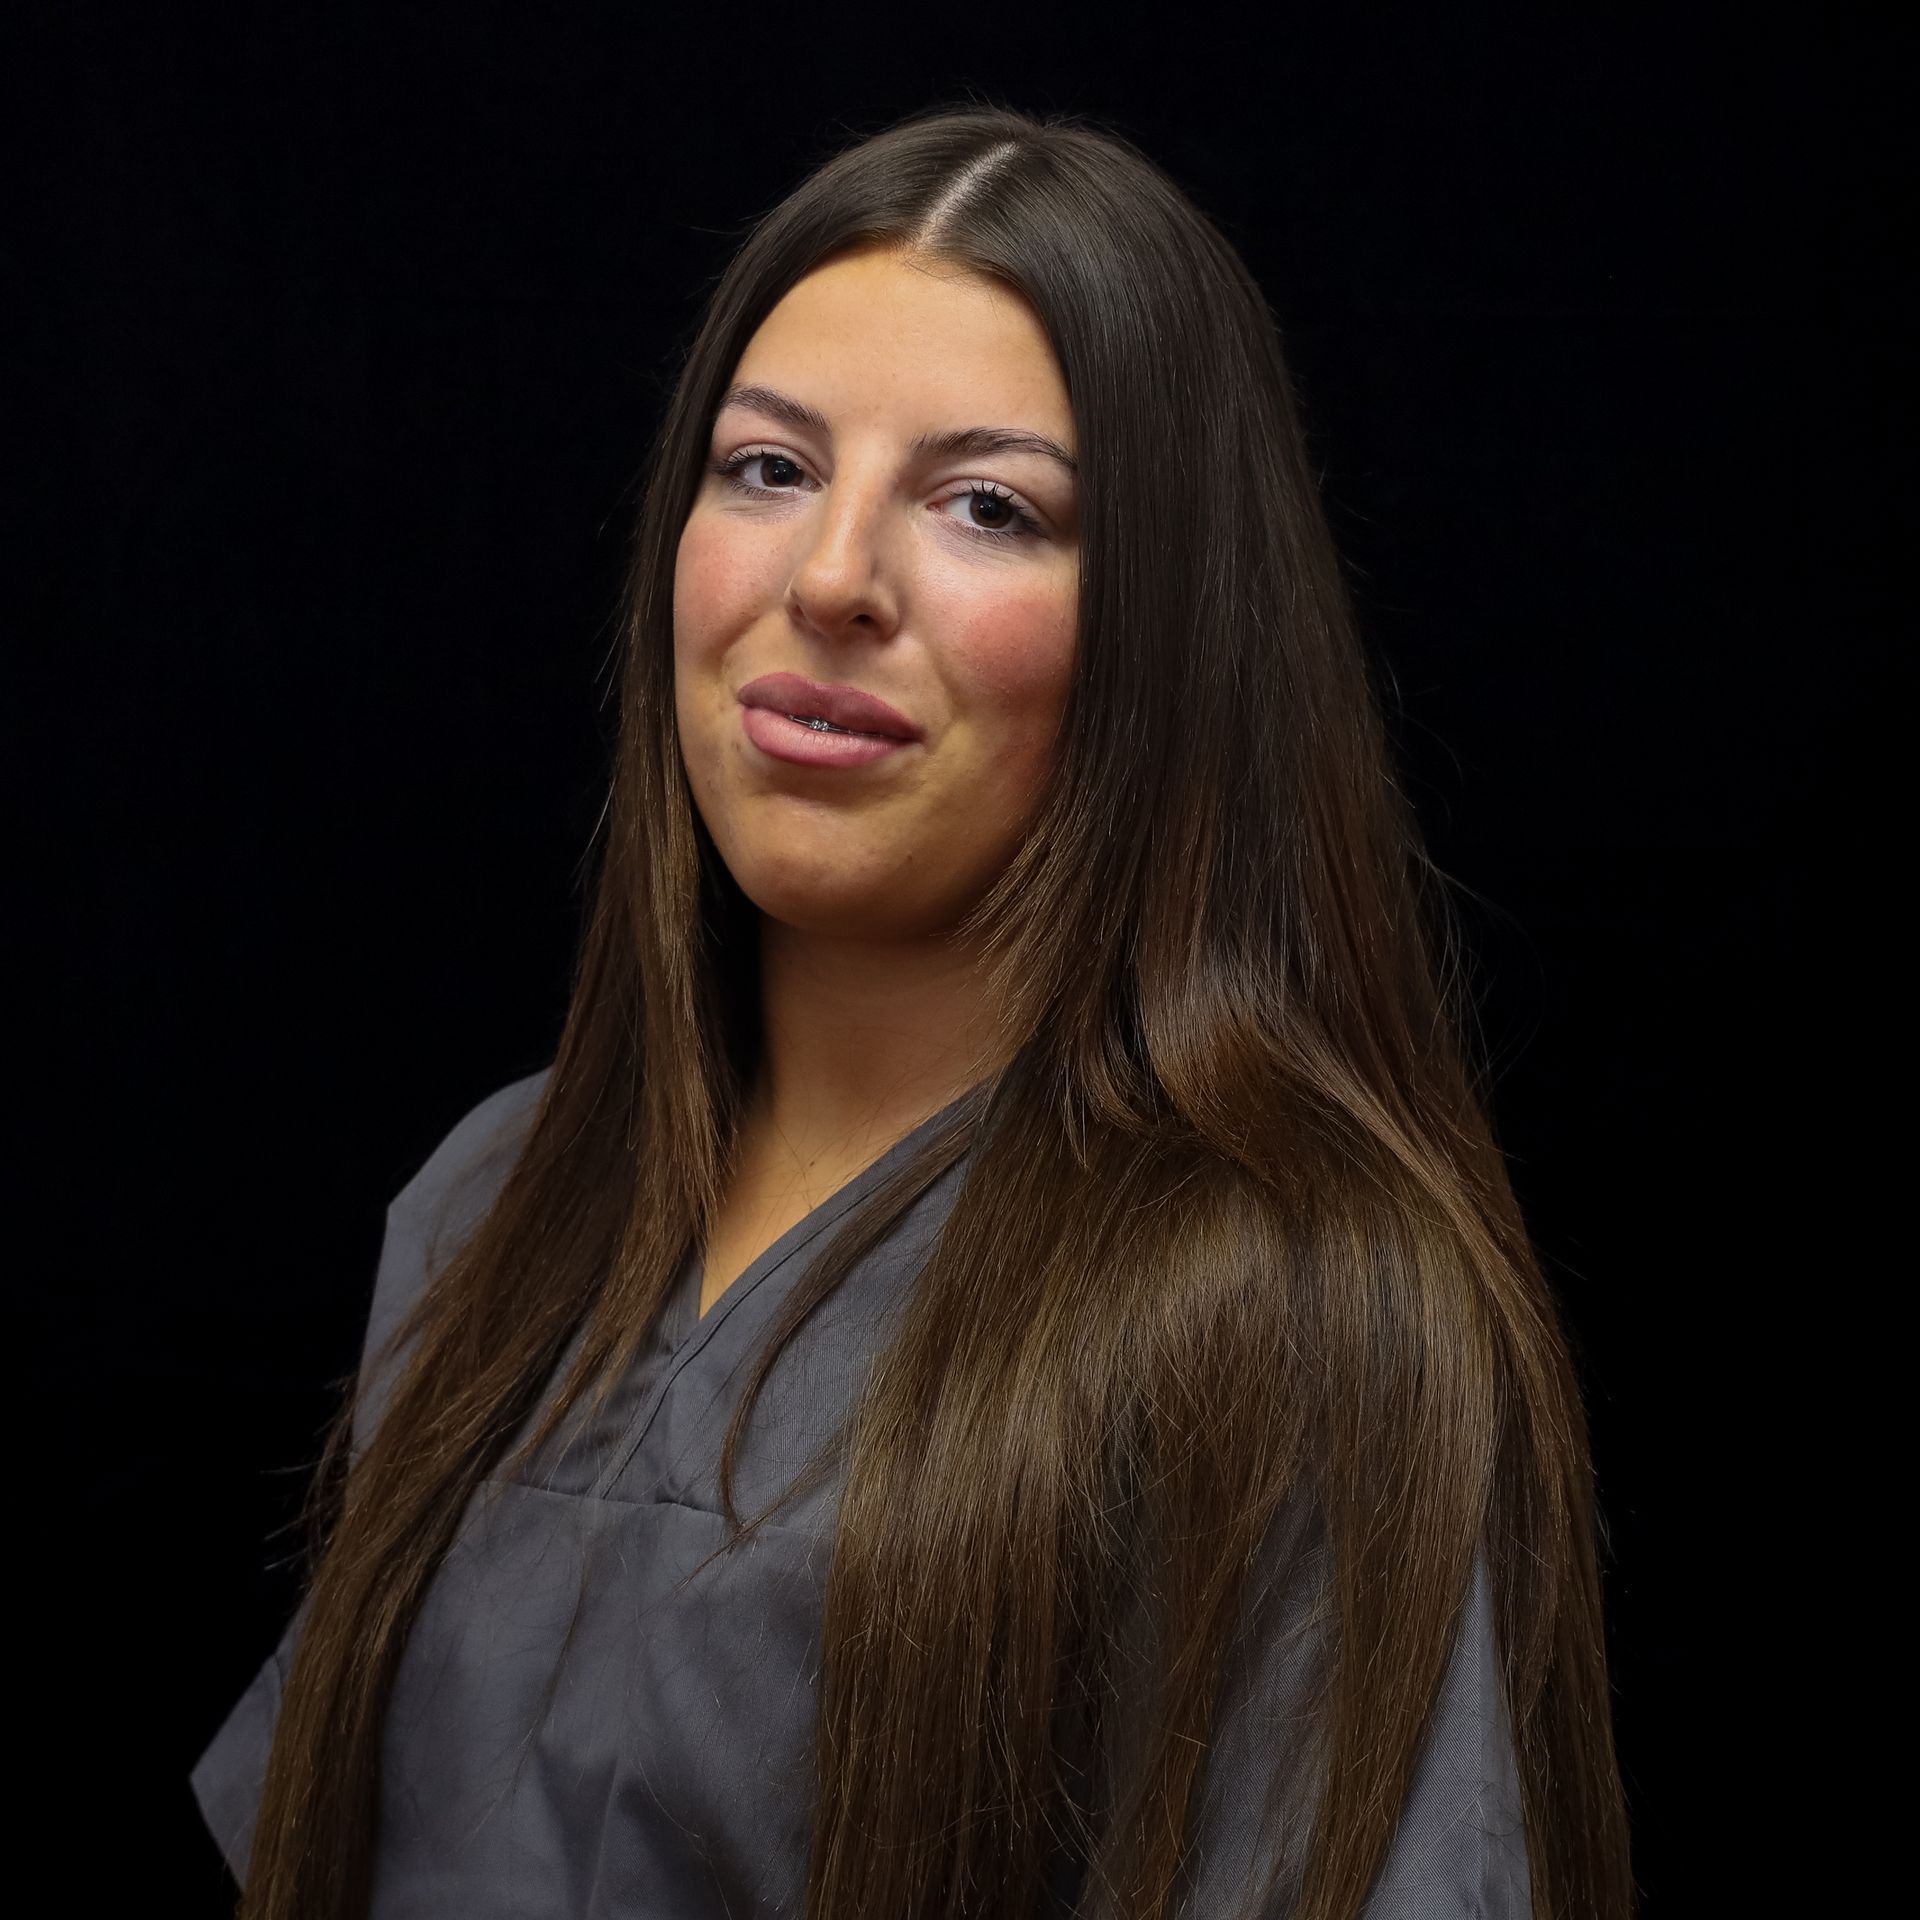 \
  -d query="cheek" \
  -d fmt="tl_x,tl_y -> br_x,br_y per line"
948,584 -> 1077,771
673,513 -> 753,671
672,516 -> 764,819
